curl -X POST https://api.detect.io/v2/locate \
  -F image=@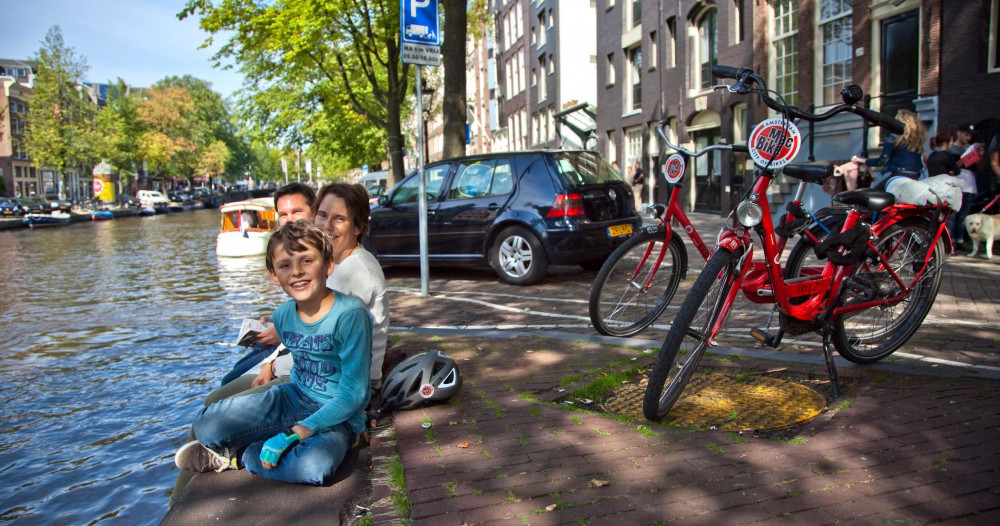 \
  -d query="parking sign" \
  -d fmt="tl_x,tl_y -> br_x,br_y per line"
401,0 -> 439,45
